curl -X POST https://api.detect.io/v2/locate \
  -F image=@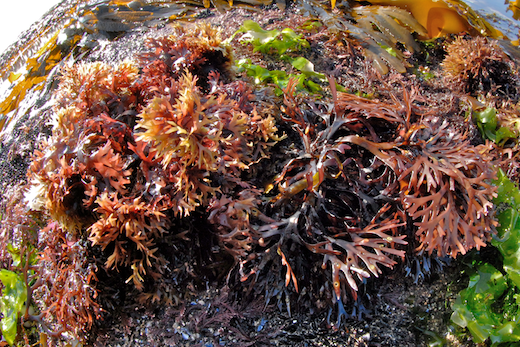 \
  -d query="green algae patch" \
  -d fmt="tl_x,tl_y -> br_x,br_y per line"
451,169 -> 520,345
